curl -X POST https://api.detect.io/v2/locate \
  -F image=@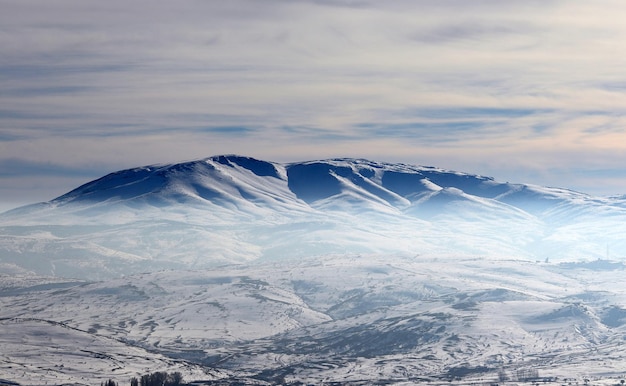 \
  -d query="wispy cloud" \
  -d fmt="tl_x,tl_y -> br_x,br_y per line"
0,158 -> 102,178
411,23 -> 524,45
197,126 -> 258,135
2,0 -> 626,208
